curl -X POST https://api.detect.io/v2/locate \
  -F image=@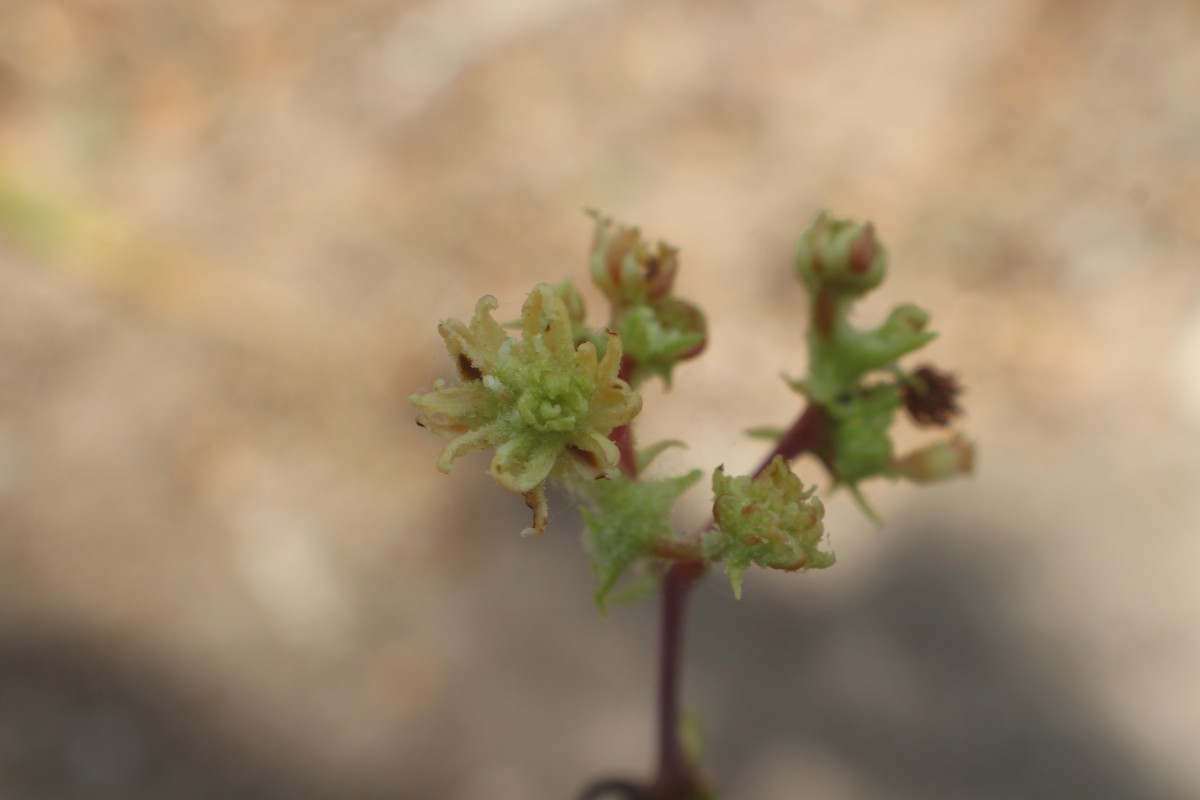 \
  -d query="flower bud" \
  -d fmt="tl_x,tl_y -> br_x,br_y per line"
891,434 -> 975,483
794,212 -> 887,296
587,210 -> 679,307
707,456 -> 834,598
